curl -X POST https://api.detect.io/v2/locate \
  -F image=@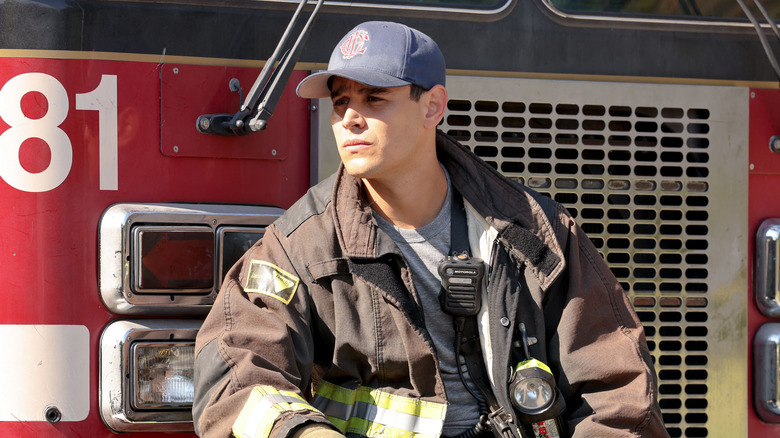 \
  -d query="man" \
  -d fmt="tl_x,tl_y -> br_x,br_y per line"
193,21 -> 668,438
